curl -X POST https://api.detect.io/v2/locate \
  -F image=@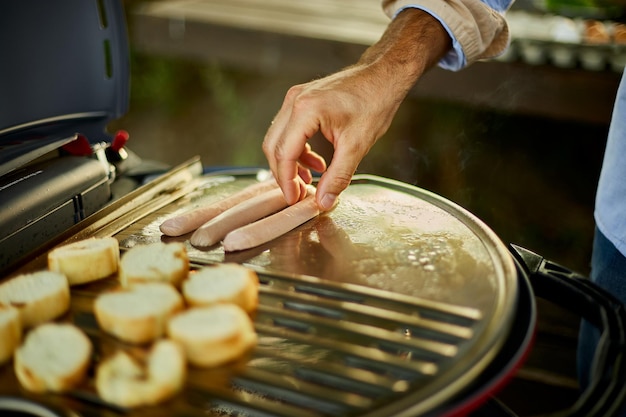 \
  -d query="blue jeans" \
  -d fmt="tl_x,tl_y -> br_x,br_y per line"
578,227 -> 626,390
